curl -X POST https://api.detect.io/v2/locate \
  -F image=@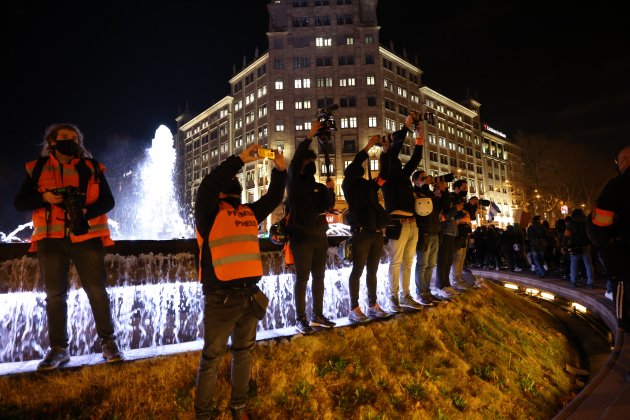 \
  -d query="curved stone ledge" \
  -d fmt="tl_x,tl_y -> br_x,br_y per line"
471,269 -> 630,420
